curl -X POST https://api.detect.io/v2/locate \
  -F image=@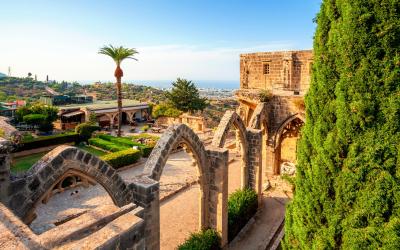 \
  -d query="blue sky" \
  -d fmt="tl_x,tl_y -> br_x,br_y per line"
0,0 -> 321,83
